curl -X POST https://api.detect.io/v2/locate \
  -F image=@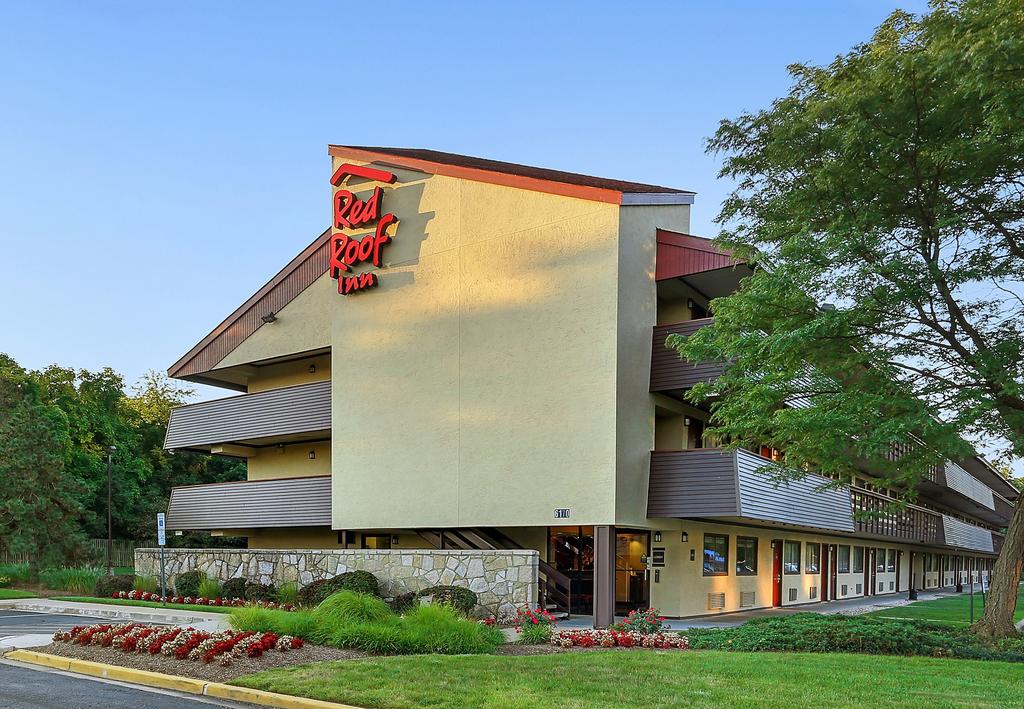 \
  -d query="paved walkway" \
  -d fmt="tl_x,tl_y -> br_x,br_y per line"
558,589 -> 963,630
0,598 -> 227,627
